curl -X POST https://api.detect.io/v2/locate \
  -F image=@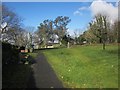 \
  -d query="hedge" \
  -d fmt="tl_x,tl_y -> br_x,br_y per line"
2,42 -> 20,64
